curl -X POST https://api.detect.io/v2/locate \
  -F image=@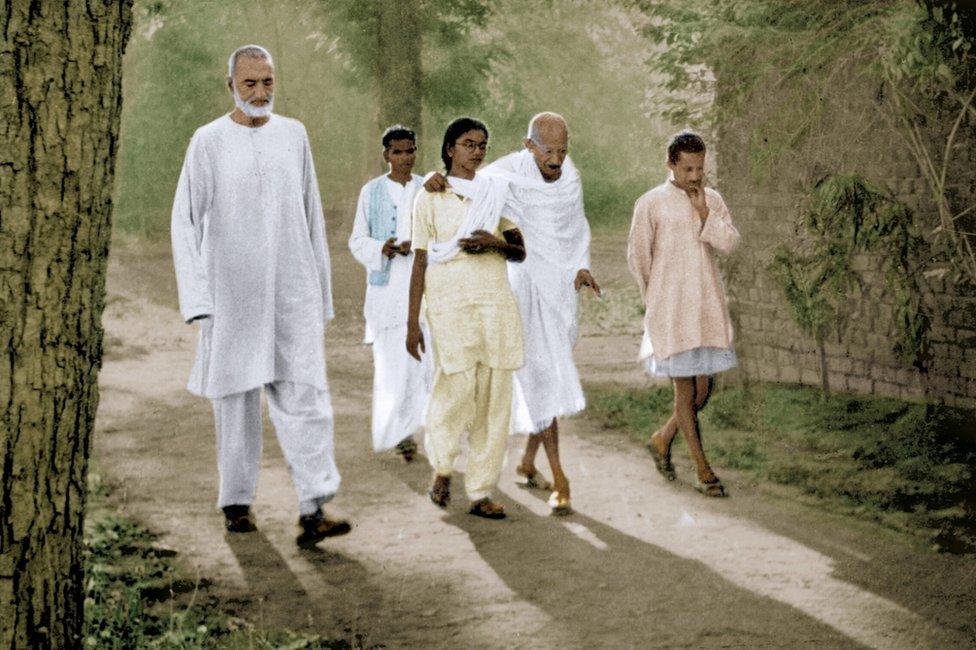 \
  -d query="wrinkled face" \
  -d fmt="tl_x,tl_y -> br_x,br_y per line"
229,56 -> 275,116
526,121 -> 568,182
383,138 -> 417,177
668,150 -> 706,191
448,129 -> 488,176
